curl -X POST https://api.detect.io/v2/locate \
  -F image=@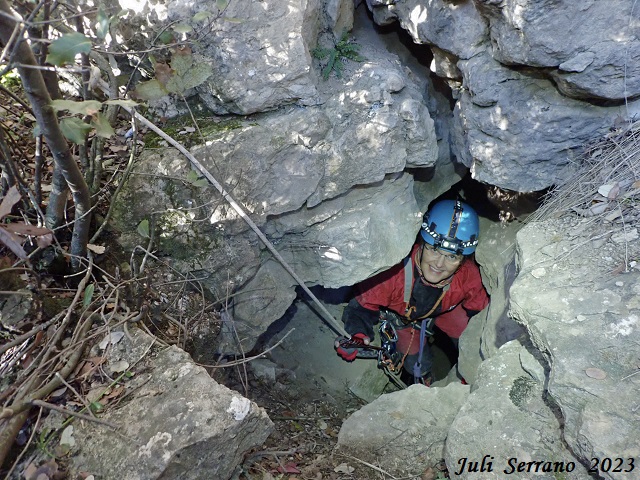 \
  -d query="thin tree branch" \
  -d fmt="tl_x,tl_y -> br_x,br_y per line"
32,400 -> 117,429
0,0 -> 91,269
